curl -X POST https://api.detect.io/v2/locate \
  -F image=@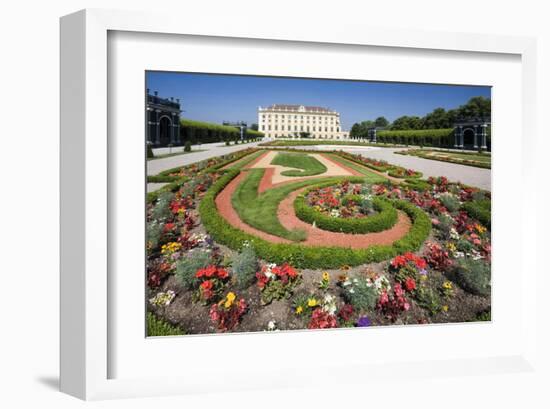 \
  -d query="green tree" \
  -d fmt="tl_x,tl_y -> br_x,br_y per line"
250,123 -> 259,131
457,96 -> 491,119
374,116 -> 389,128
350,123 -> 362,139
